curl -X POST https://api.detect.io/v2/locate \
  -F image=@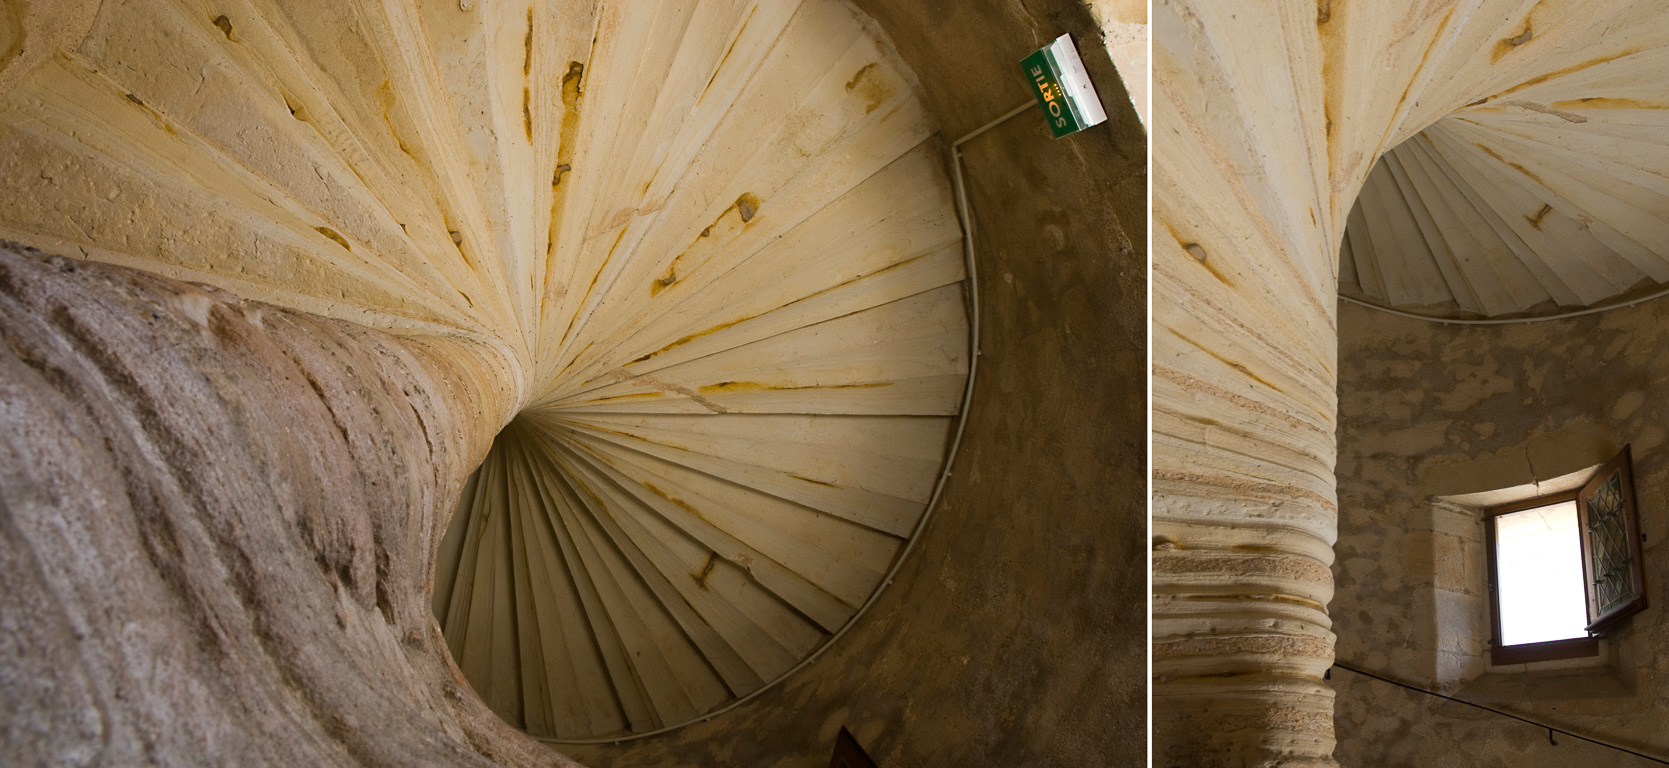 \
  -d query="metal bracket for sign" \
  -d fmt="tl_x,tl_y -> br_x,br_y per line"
1022,34 -> 1108,139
